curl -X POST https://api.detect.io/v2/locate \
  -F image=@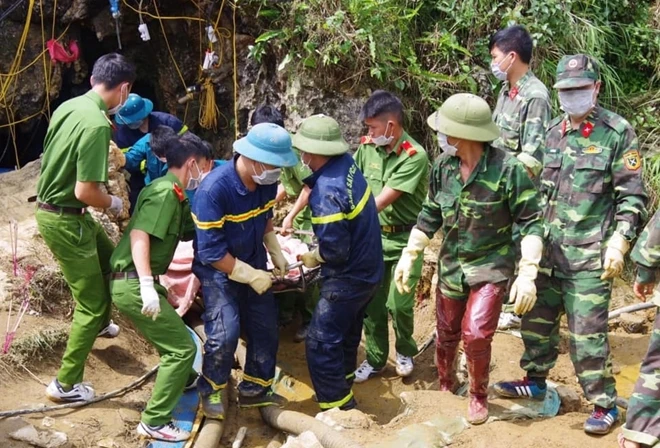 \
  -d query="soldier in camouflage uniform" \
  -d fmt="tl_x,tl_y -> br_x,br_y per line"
494,54 -> 648,435
489,24 -> 551,177
618,210 -> 660,448
394,93 -> 544,424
